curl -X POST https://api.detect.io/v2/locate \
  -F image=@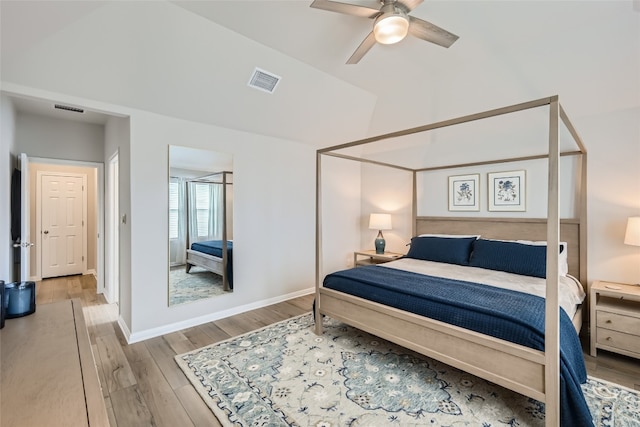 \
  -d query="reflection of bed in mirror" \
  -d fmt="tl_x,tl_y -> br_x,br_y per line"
185,171 -> 233,292
186,240 -> 233,290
